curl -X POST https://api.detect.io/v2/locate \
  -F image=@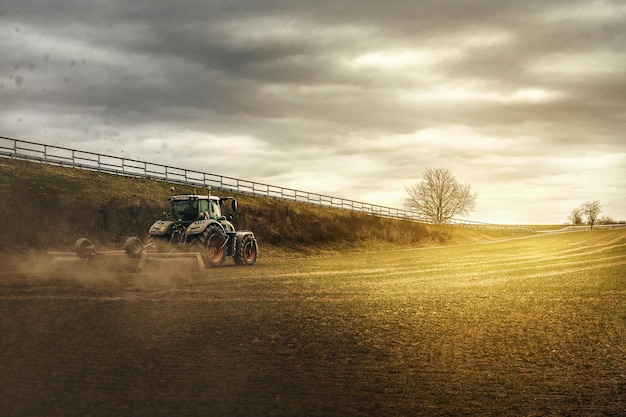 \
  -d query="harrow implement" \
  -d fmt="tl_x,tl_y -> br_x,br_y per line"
47,237 -> 206,272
